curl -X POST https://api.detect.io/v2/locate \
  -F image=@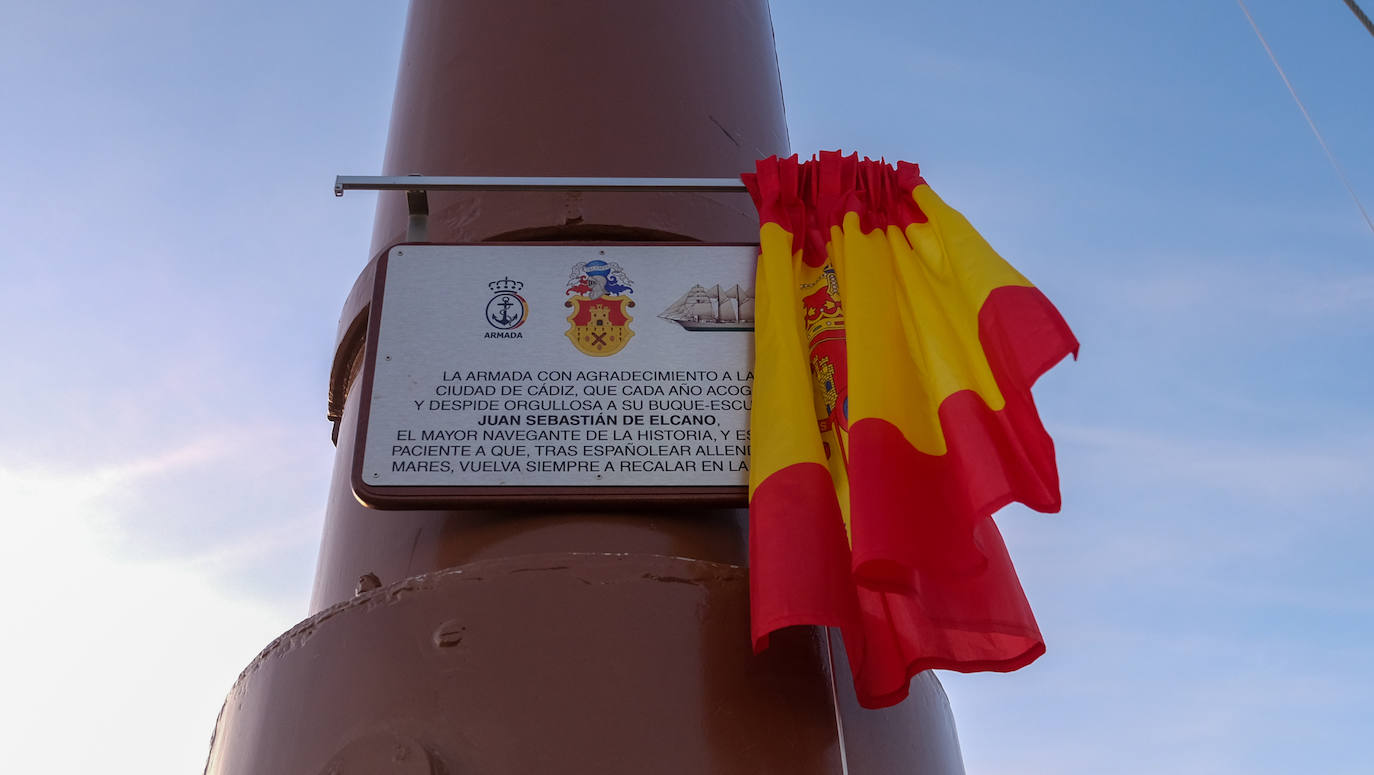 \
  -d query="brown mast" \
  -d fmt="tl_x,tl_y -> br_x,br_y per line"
205,2 -> 965,772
